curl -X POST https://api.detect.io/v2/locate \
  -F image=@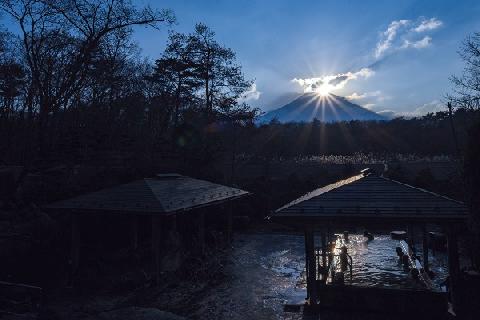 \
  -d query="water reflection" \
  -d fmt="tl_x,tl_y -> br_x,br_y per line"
194,232 -> 448,319
332,234 -> 447,290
